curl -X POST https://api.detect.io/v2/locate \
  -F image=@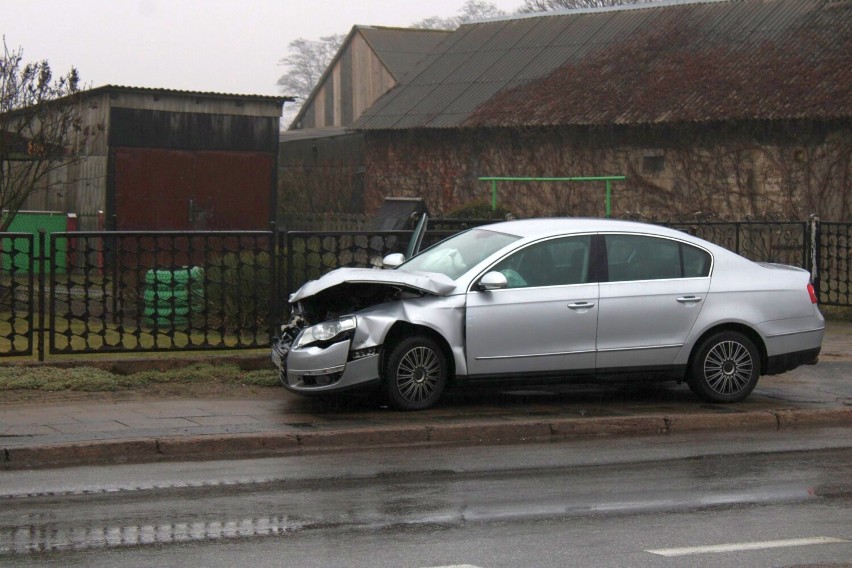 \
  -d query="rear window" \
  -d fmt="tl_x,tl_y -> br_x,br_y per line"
682,243 -> 711,277
605,234 -> 710,281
